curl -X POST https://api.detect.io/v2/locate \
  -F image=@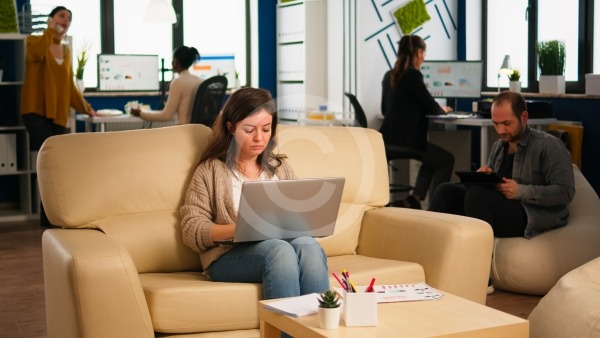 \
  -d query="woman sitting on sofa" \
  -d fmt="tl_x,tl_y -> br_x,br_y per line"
180,87 -> 330,303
